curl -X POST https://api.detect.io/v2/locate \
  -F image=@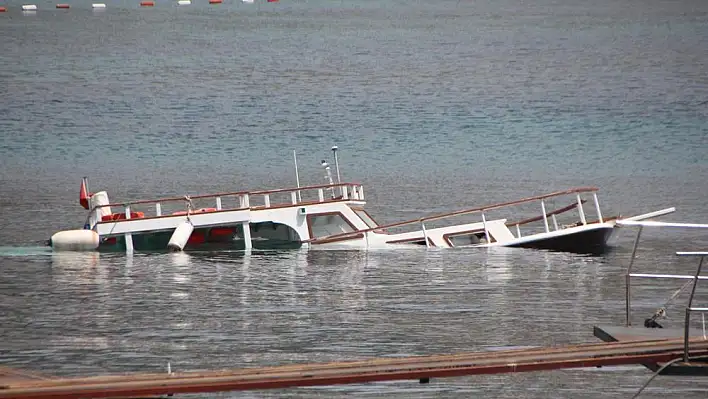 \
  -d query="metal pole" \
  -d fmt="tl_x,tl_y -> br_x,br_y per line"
626,226 -> 643,326
685,256 -> 705,362
332,146 -> 341,196
576,194 -> 587,225
421,220 -> 430,248
481,212 -> 491,243
293,151 -> 302,202
541,200 -> 550,233
592,193 -> 603,223
124,204 -> 134,254
332,146 -> 341,184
